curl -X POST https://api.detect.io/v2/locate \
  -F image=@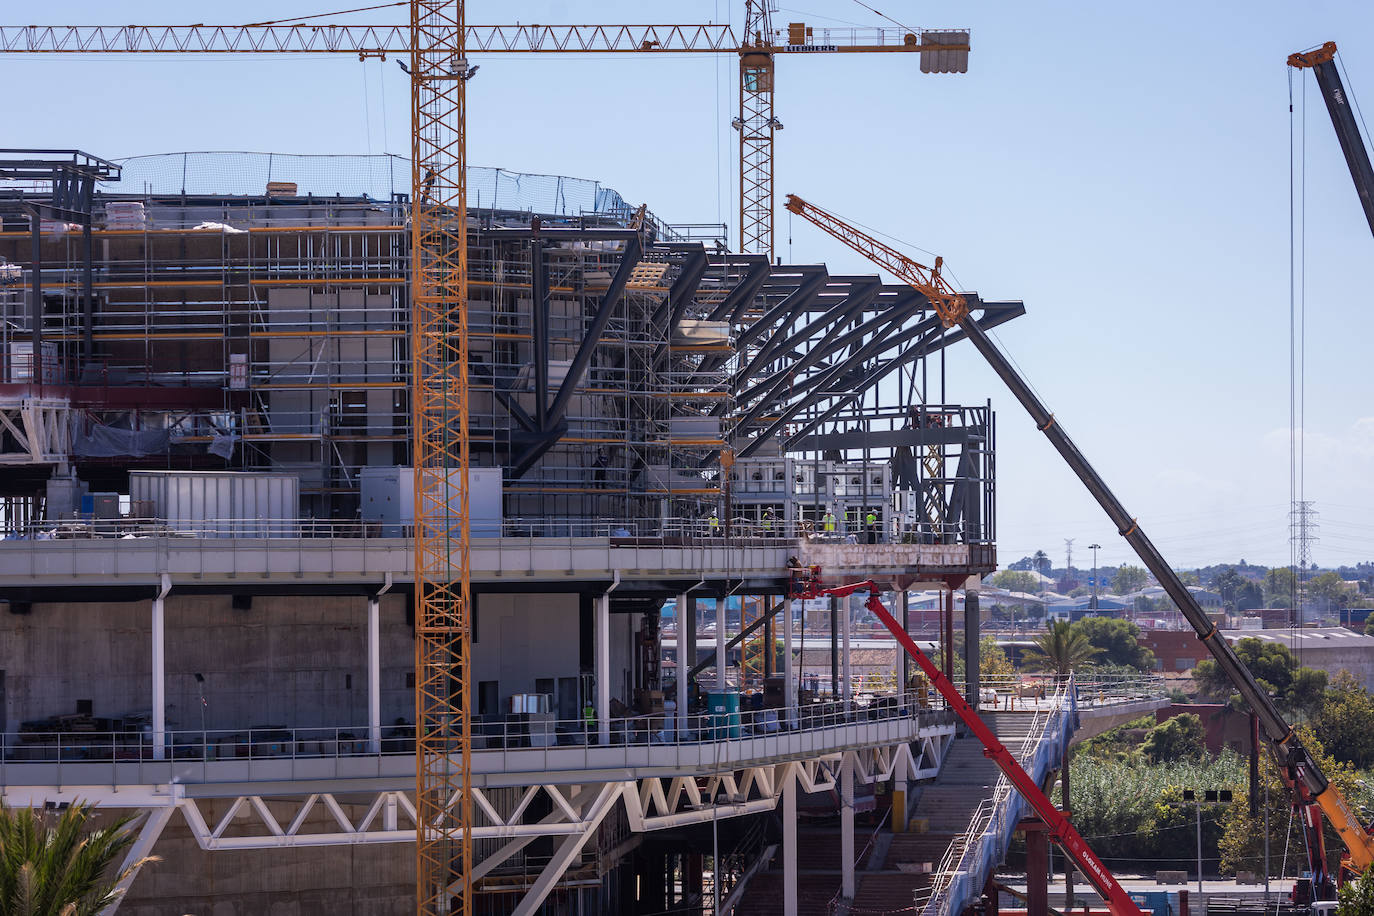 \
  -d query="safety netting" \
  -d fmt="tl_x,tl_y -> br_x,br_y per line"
102,151 -> 639,218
